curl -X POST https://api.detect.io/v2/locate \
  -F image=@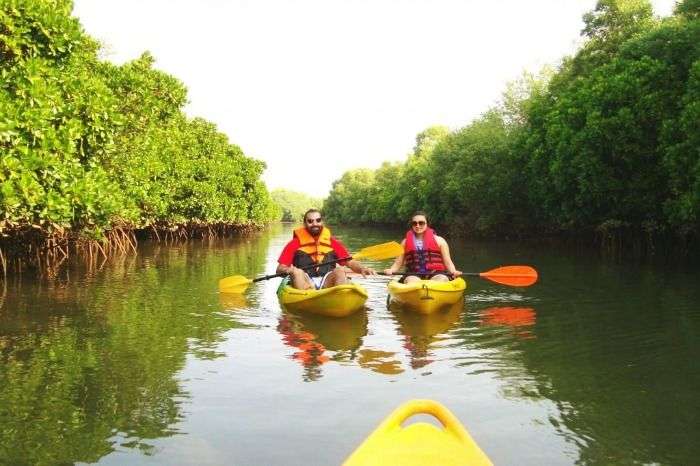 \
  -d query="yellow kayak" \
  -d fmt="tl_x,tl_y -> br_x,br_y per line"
387,277 -> 467,314
276,277 -> 368,317
344,399 -> 493,466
